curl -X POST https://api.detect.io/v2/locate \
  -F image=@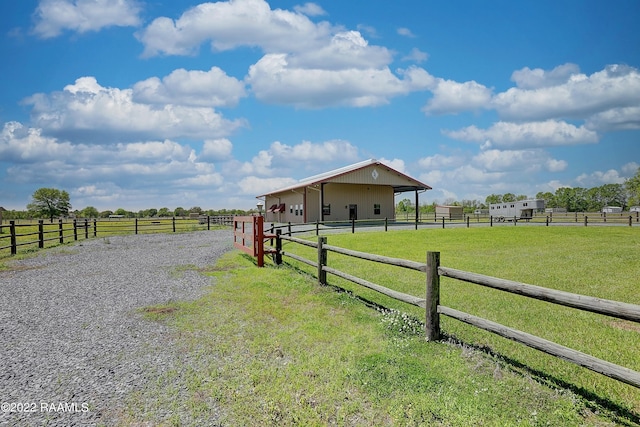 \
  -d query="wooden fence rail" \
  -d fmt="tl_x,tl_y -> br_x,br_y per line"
269,234 -> 640,389
0,216 -> 233,256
